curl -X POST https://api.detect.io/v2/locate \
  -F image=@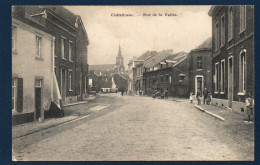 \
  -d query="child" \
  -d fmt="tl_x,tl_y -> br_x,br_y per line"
196,91 -> 201,105
245,93 -> 254,122
189,92 -> 193,103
